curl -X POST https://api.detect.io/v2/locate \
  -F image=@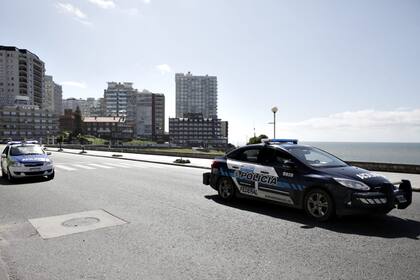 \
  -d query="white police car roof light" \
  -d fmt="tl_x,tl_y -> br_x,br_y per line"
262,138 -> 298,145
7,141 -> 22,145
7,140 -> 39,145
